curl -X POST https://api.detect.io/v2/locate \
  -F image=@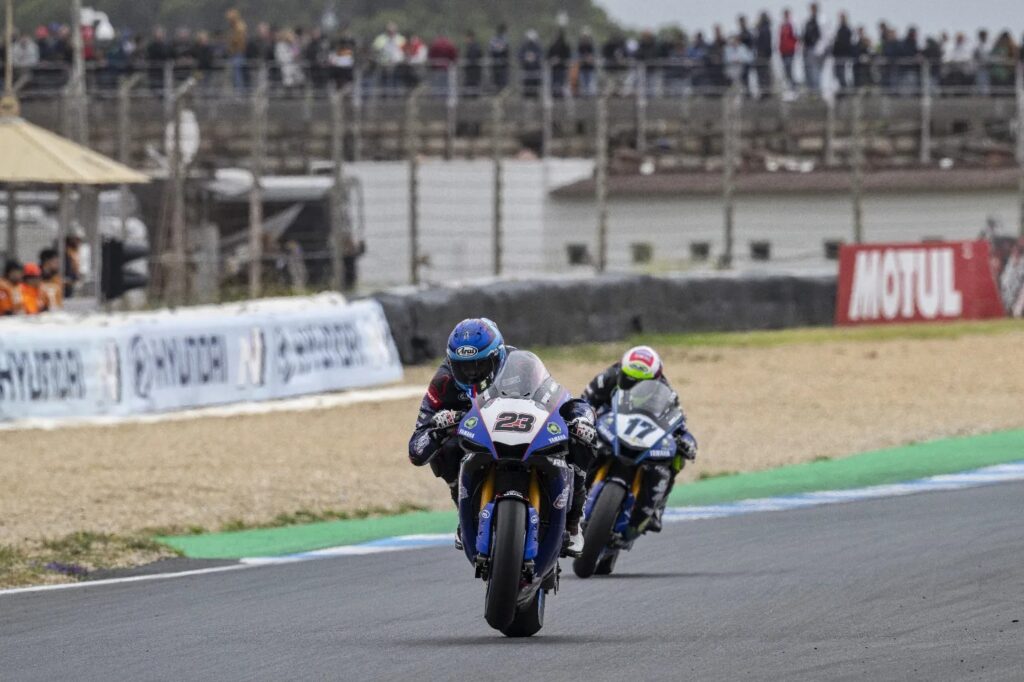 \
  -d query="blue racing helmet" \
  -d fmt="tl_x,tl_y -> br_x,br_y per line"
447,318 -> 507,392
